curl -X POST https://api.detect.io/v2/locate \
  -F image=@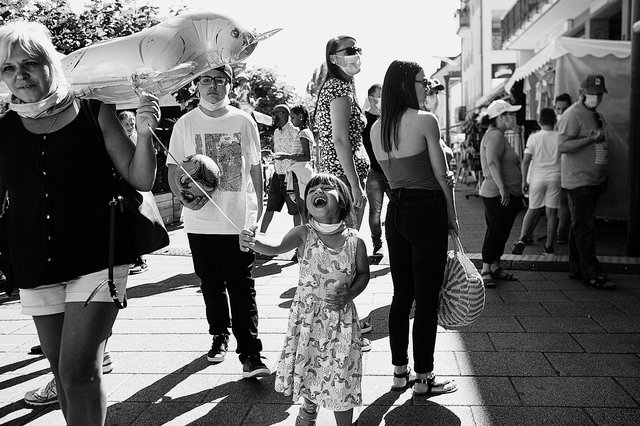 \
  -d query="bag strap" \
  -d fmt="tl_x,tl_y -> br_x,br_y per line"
449,230 -> 464,256
80,99 -> 127,309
